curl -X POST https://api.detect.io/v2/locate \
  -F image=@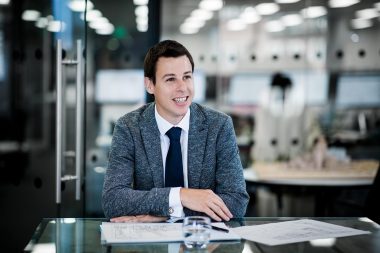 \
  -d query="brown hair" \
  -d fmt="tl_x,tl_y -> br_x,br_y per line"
143,40 -> 194,84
